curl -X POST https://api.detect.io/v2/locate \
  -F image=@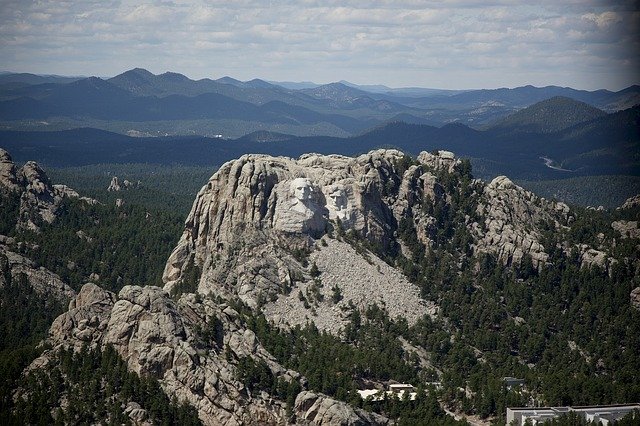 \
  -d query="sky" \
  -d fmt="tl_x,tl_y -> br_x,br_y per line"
0,0 -> 638,90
